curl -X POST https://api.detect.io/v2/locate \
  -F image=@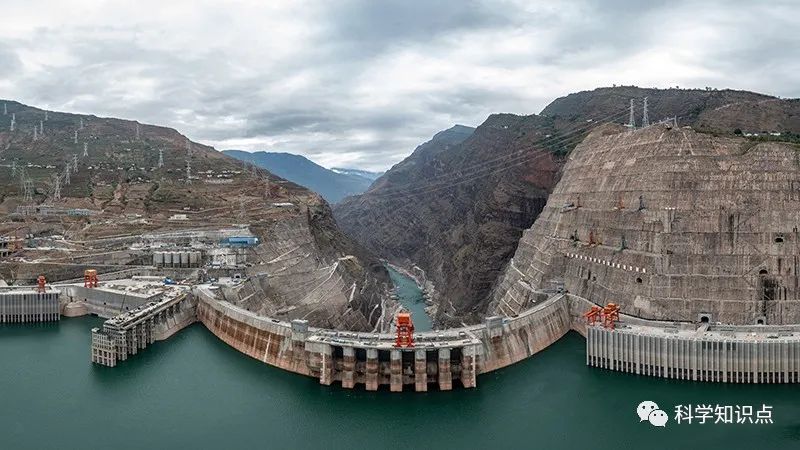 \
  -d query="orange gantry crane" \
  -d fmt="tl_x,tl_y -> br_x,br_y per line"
602,303 -> 620,329
84,269 -> 99,288
584,302 -> 621,329
584,305 -> 602,325
37,275 -> 47,293
394,312 -> 415,348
